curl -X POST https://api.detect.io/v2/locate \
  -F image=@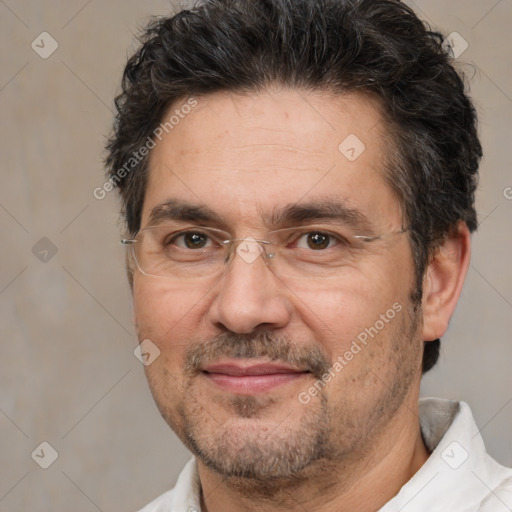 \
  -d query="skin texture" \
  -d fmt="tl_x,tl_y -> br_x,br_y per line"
132,89 -> 471,512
